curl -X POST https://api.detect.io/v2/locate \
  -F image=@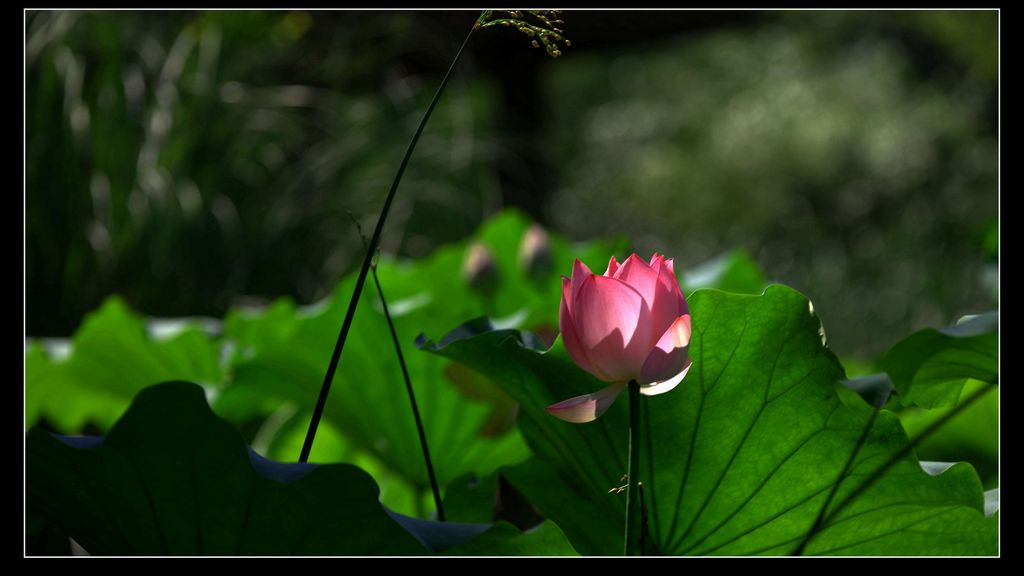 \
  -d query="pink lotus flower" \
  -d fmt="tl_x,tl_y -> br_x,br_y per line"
547,253 -> 692,423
